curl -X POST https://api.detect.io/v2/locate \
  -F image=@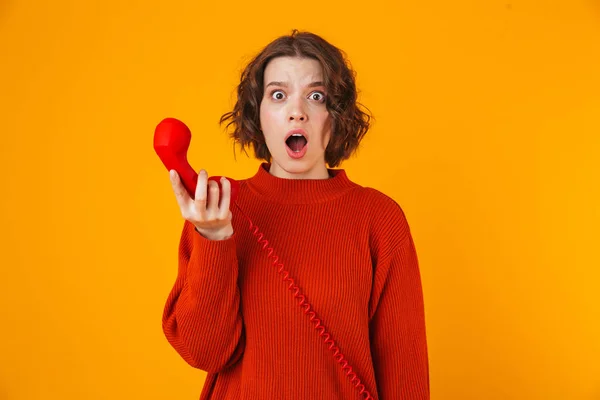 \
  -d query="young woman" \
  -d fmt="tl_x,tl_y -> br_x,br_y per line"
162,30 -> 430,399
